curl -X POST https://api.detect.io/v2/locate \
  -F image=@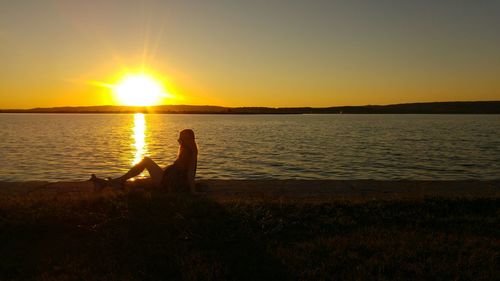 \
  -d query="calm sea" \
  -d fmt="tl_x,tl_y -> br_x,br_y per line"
0,113 -> 499,181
